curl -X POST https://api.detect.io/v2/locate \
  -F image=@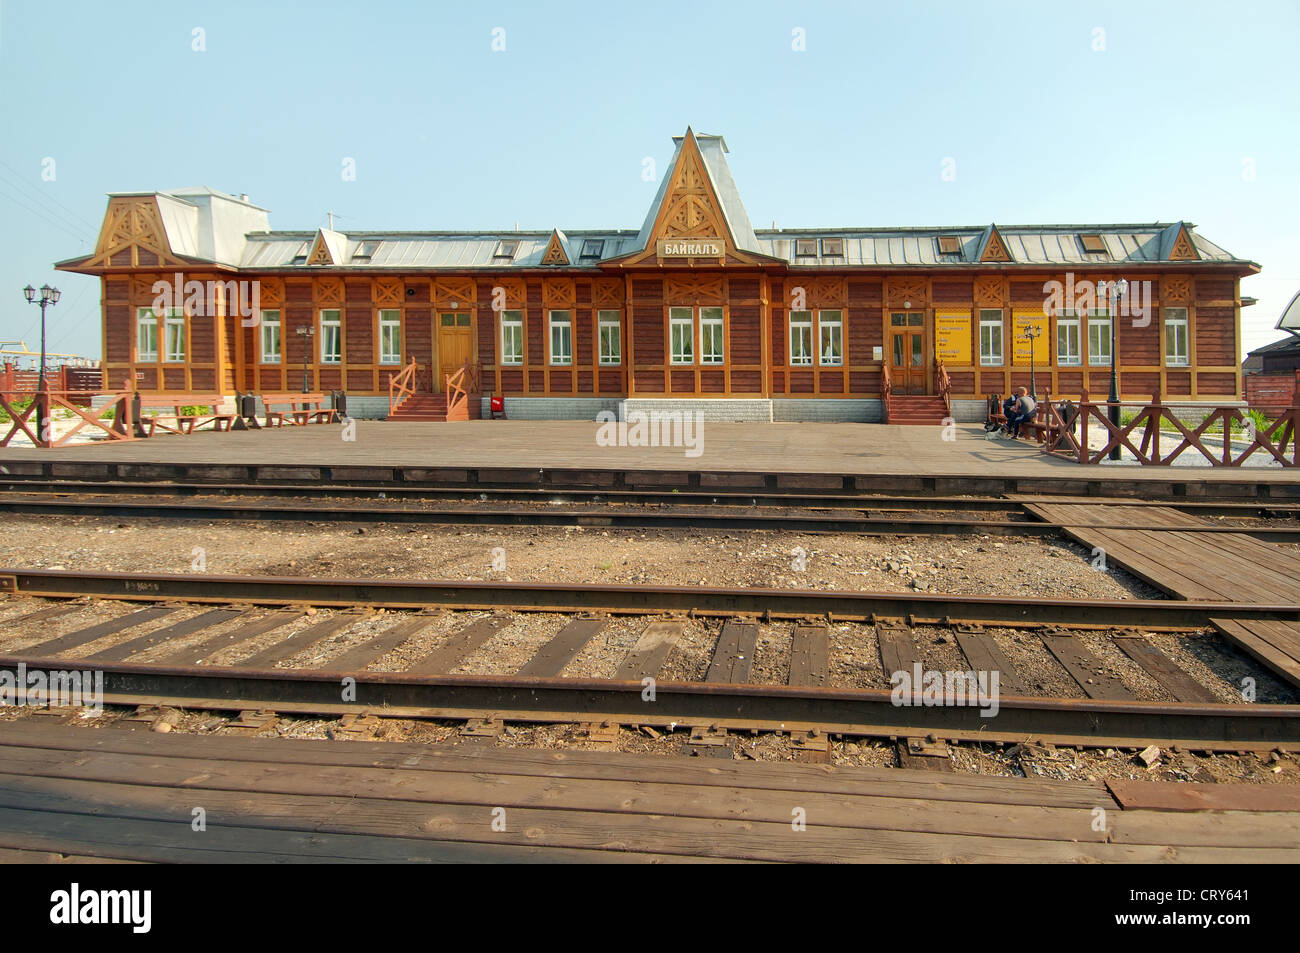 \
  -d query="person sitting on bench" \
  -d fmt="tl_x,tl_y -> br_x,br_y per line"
1006,387 -> 1037,438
